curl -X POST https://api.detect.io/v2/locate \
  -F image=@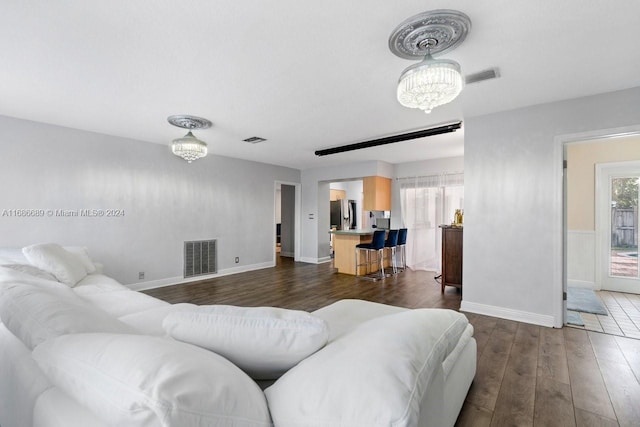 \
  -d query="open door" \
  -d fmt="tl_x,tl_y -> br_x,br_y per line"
596,161 -> 640,294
